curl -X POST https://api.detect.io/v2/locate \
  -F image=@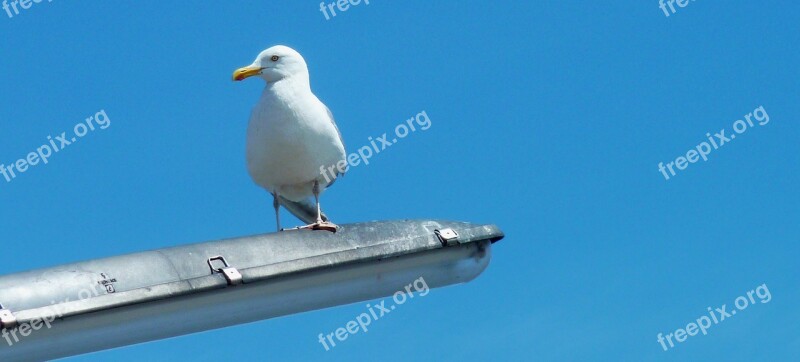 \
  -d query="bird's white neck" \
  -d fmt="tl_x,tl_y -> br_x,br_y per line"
261,76 -> 314,105
266,72 -> 311,91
